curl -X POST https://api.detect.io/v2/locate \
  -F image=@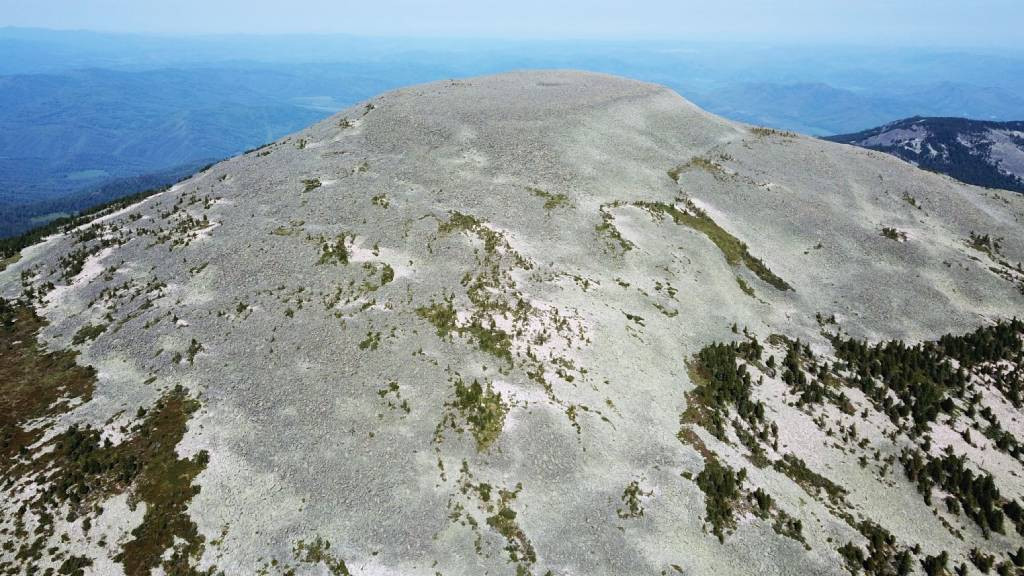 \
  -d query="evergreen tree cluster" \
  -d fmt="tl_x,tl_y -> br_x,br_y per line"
901,448 -> 1022,537
832,336 -> 965,431
831,319 -> 1023,432
781,339 -> 854,412
837,520 -> 913,576
939,319 -> 1023,367
691,341 -> 767,439
695,458 -> 745,543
